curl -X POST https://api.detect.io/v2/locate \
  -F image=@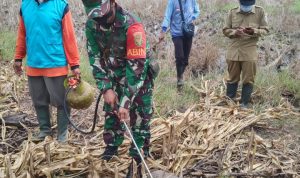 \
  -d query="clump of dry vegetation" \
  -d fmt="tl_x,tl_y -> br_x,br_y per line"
1,73 -> 299,177
188,36 -> 221,77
